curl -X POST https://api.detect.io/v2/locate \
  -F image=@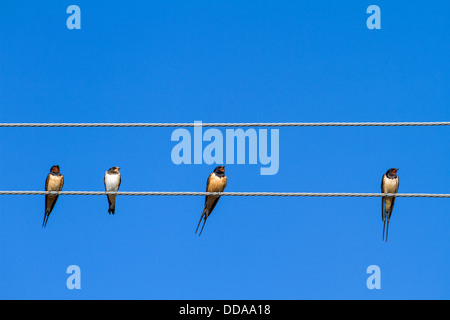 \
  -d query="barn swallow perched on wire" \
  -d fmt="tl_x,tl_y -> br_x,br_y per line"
104,167 -> 121,215
195,166 -> 227,236
43,165 -> 64,227
381,168 -> 399,242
